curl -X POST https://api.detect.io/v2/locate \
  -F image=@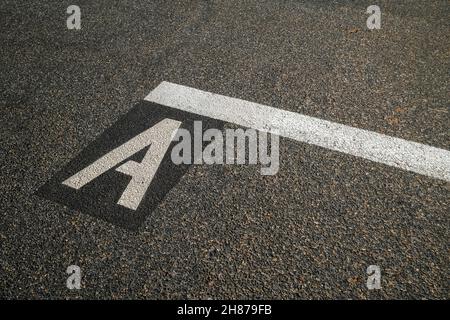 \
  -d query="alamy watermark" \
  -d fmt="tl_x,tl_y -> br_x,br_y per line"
66,265 -> 81,290
366,5 -> 381,30
171,122 -> 279,176
366,265 -> 381,290
67,5 -> 81,30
